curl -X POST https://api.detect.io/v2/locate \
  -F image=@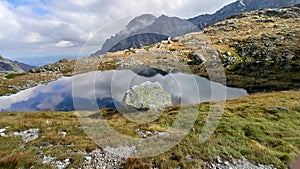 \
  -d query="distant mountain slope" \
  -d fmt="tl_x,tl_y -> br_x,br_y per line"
188,0 -> 300,29
92,14 -> 198,55
108,33 -> 169,53
0,55 -> 35,72
12,60 -> 36,72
